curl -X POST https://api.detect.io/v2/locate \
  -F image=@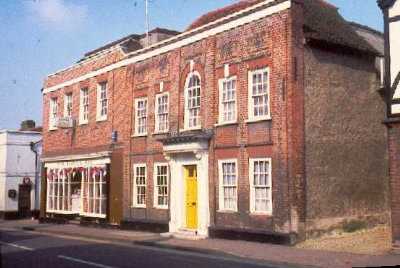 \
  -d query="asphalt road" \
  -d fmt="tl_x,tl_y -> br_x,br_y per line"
0,229 -> 293,268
